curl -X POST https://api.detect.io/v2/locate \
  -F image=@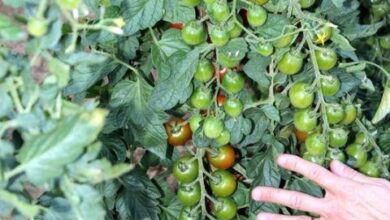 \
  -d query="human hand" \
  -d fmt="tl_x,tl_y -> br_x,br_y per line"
251,154 -> 390,220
